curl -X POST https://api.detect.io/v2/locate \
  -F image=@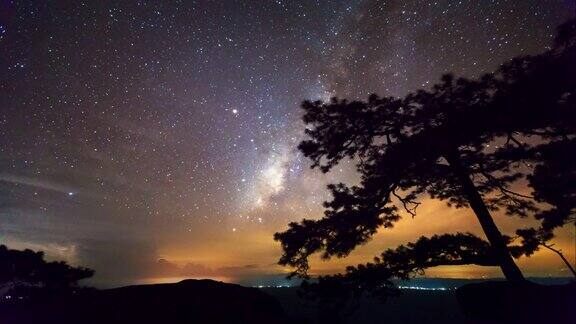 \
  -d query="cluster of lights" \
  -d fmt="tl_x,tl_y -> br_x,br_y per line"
253,285 -> 450,290
398,286 -> 449,291
3,295 -> 24,300
255,285 -> 291,288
